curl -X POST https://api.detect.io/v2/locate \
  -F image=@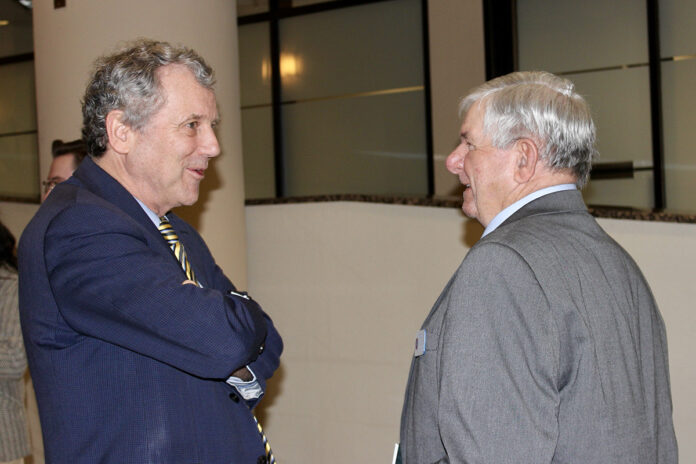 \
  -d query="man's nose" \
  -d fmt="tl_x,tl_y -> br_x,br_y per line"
202,126 -> 221,158
446,147 -> 464,174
